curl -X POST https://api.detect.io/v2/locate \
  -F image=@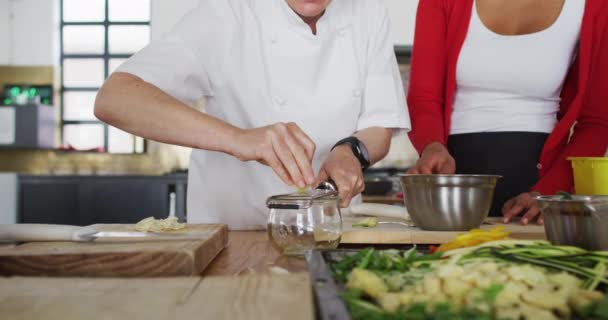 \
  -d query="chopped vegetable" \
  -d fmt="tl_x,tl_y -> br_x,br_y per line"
558,191 -> 574,200
352,217 -> 378,228
435,226 -> 510,252
134,216 -> 185,232
580,294 -> 608,319
296,185 -> 312,194
331,241 -> 608,319
347,268 -> 388,298
442,240 -> 608,290
268,266 -> 289,275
